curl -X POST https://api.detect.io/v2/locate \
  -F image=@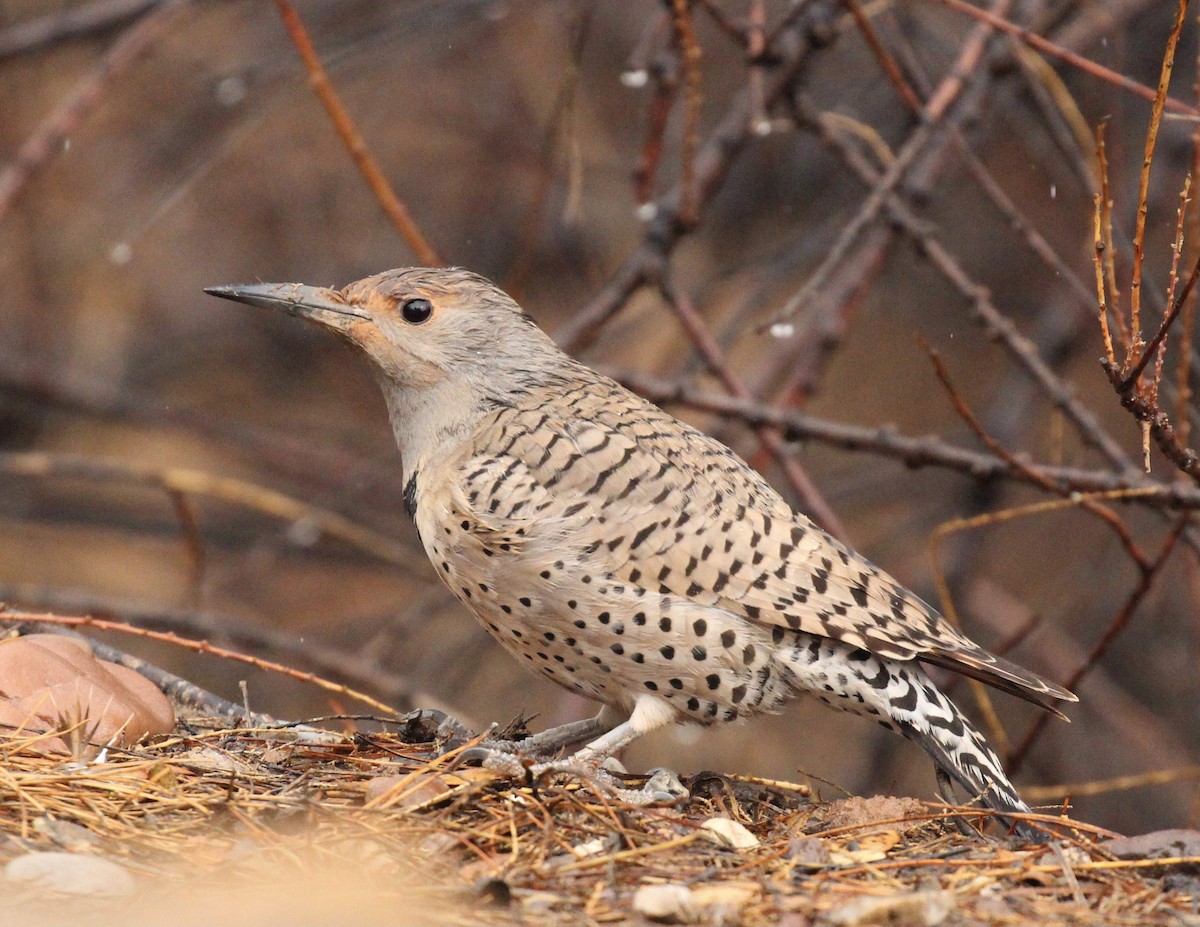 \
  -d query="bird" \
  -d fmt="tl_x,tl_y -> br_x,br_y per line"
207,267 -> 1076,836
